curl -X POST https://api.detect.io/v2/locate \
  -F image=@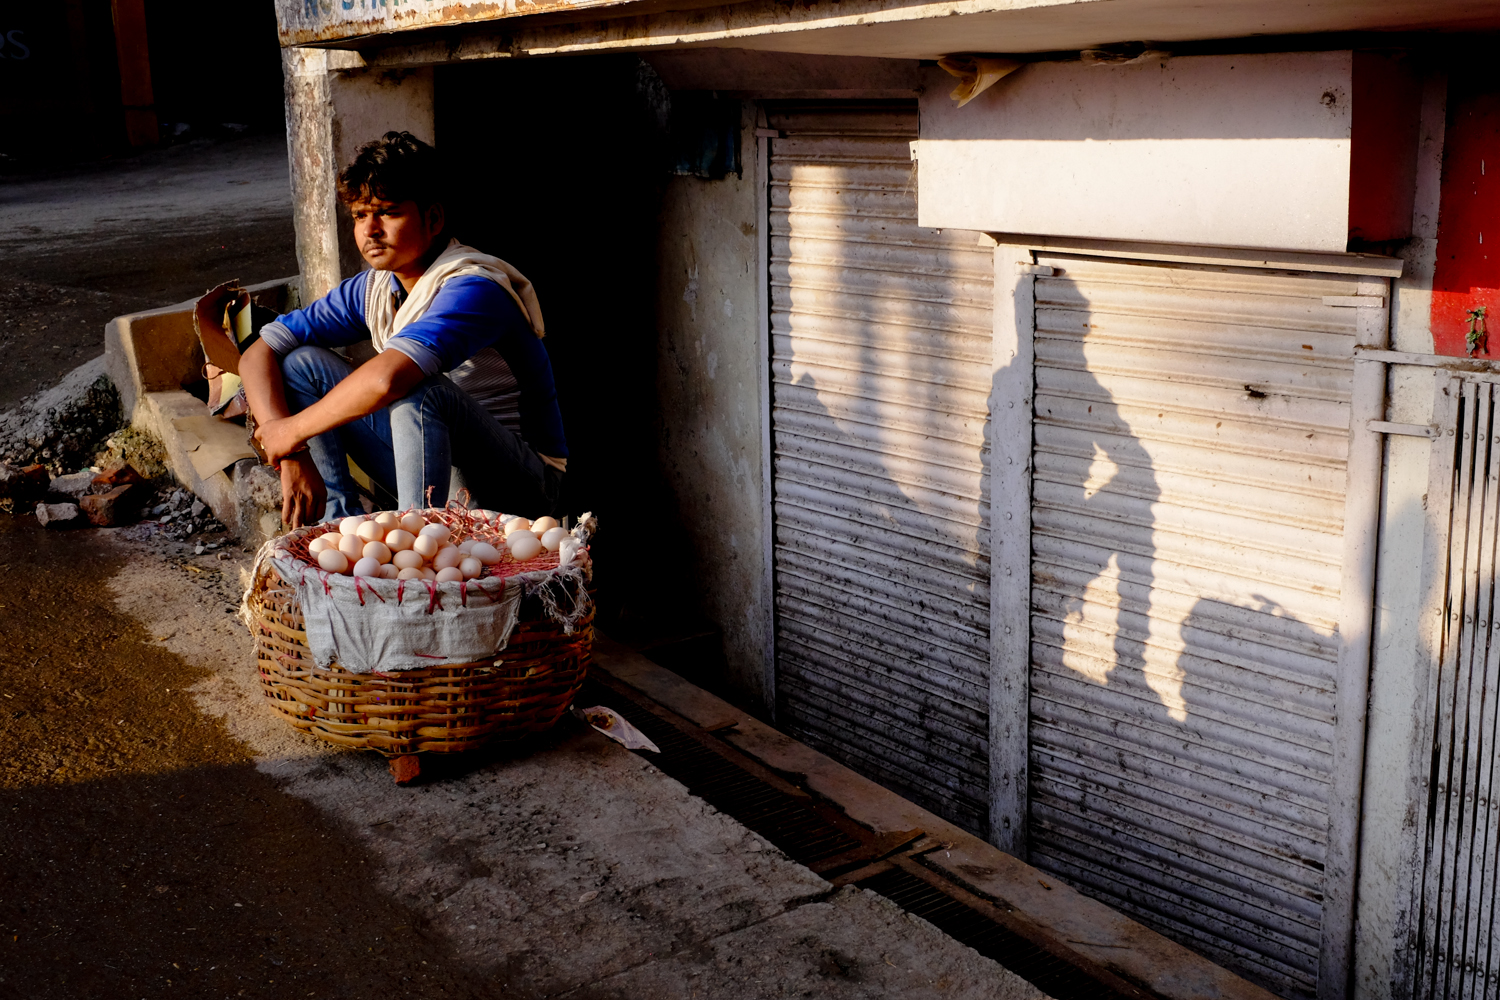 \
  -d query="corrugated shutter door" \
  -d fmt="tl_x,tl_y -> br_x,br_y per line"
1027,253 -> 1368,999
767,105 -> 995,835
1409,376 -> 1500,1000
